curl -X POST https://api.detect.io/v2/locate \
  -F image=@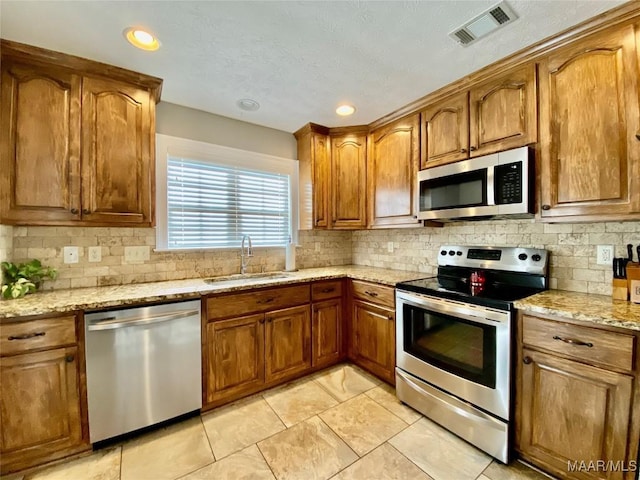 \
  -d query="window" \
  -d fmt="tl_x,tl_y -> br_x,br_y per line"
156,134 -> 298,250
